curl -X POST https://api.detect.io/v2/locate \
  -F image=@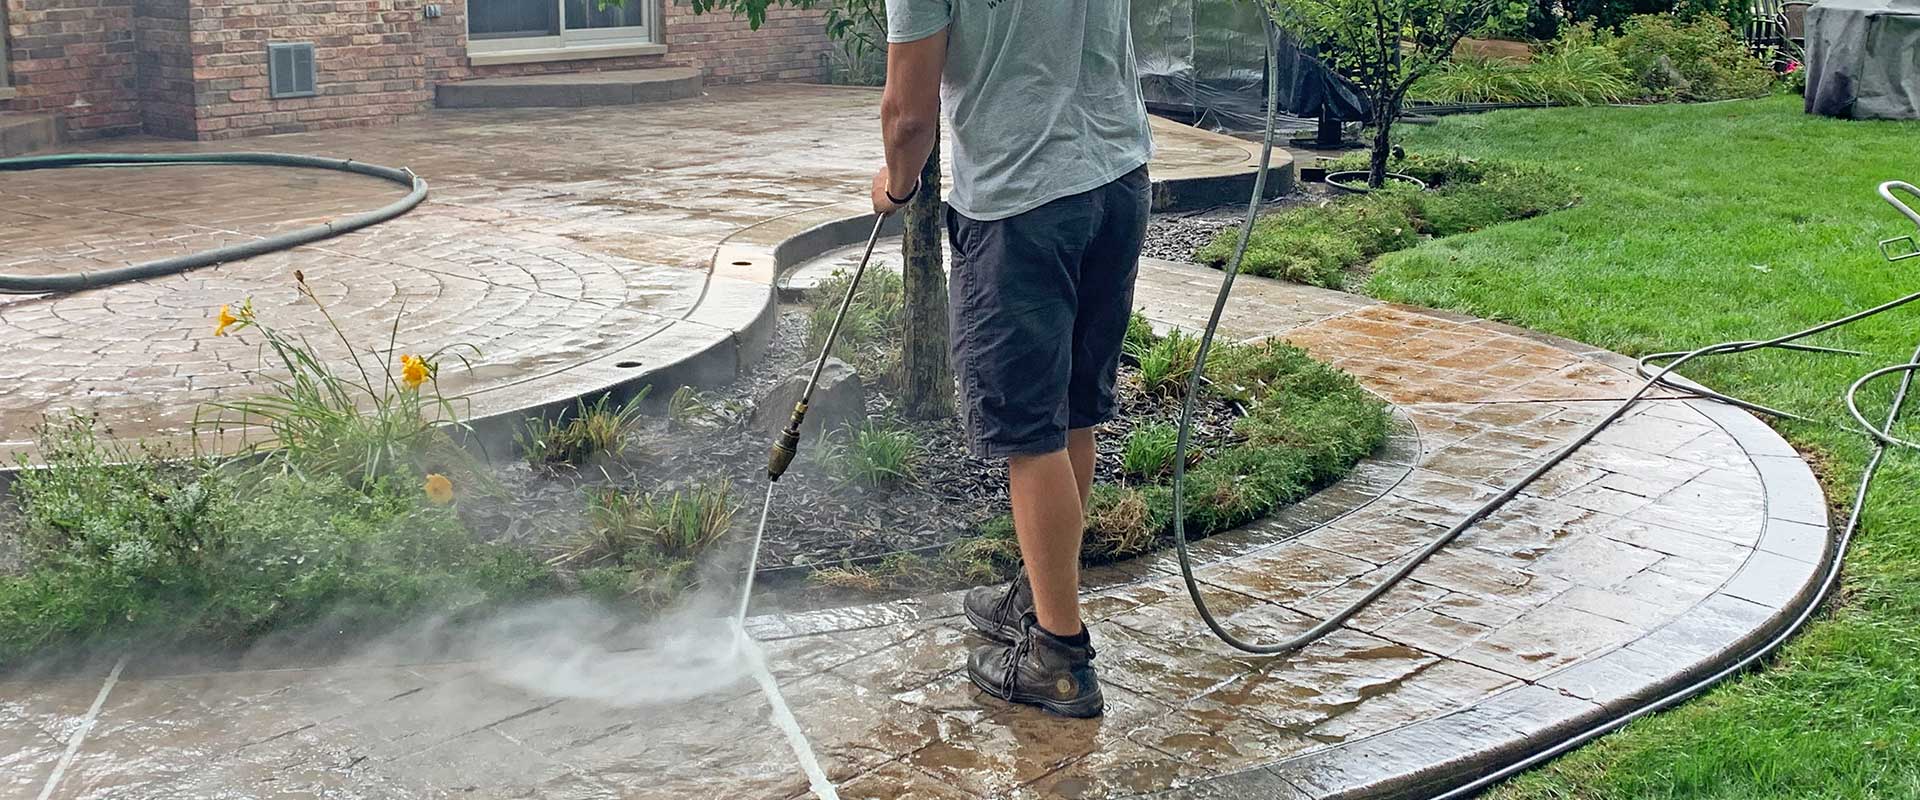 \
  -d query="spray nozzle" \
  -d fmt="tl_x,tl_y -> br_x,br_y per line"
766,402 -> 806,481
